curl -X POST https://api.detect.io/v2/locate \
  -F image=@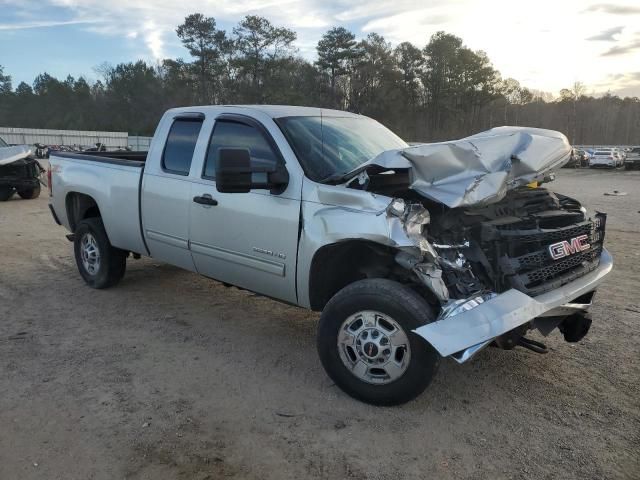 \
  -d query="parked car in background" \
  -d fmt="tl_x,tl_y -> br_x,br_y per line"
564,148 -> 590,168
575,149 -> 590,167
618,148 -> 627,161
564,148 -> 580,167
590,150 -> 618,168
624,147 -> 640,170
610,148 -> 623,167
0,135 -> 45,201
